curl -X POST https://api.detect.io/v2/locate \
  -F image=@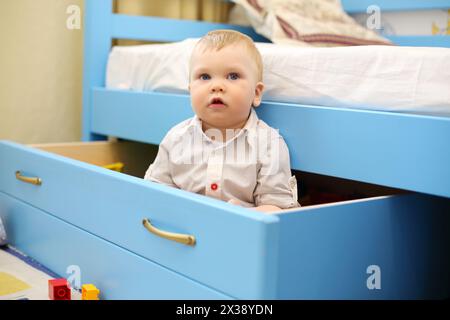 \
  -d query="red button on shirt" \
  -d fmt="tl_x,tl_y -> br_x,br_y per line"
210,183 -> 218,191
